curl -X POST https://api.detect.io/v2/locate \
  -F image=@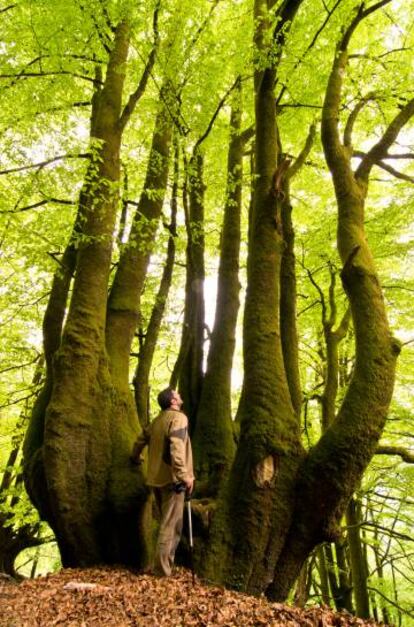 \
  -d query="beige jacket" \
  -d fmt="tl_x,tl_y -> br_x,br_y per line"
131,409 -> 194,487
